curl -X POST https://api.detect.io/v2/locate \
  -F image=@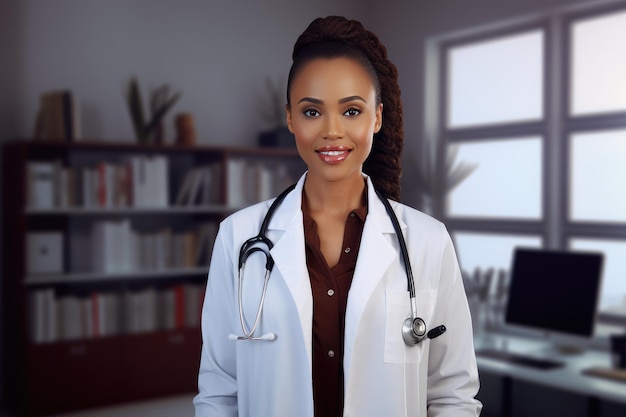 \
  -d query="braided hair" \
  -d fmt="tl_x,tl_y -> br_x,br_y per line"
287,16 -> 404,201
